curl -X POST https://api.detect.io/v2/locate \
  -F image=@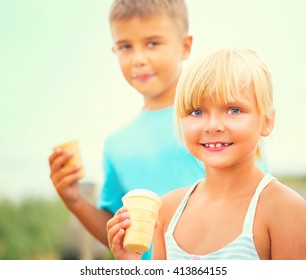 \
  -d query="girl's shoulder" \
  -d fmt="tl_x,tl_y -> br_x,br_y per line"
162,186 -> 190,206
159,186 -> 191,230
261,179 -> 306,208
258,178 -> 306,259
259,178 -> 306,223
